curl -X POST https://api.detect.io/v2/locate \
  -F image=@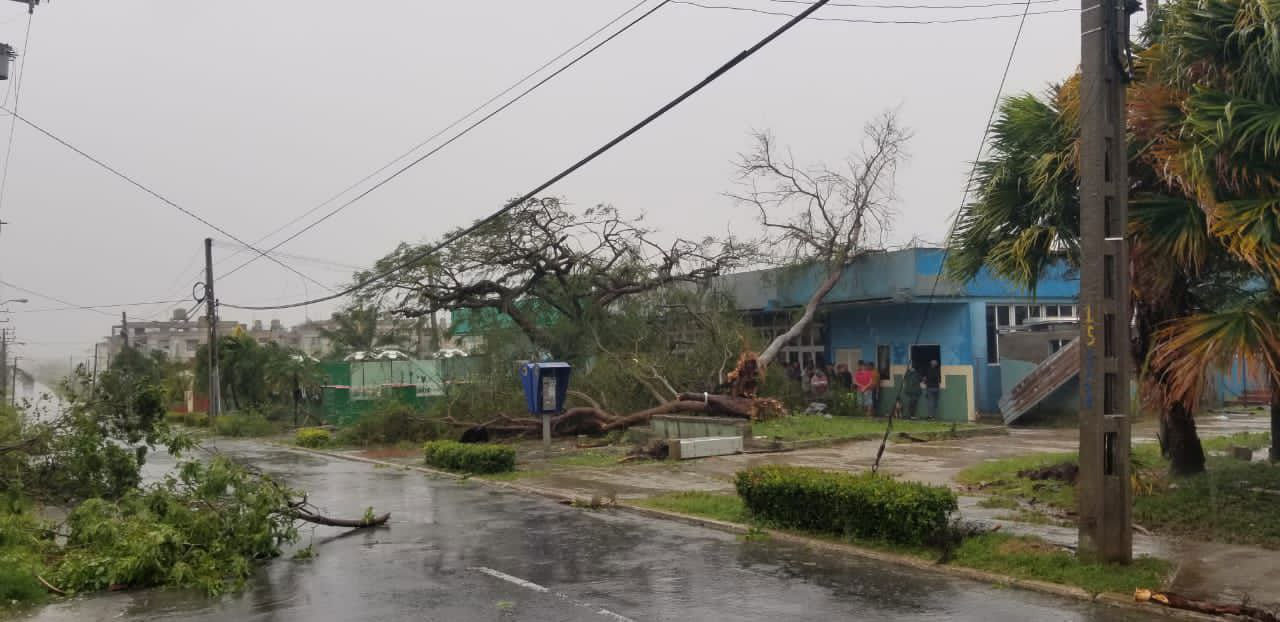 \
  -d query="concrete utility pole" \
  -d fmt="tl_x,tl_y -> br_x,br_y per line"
10,356 -> 19,406
0,328 -> 8,401
204,238 -> 221,420
1077,0 -> 1135,563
